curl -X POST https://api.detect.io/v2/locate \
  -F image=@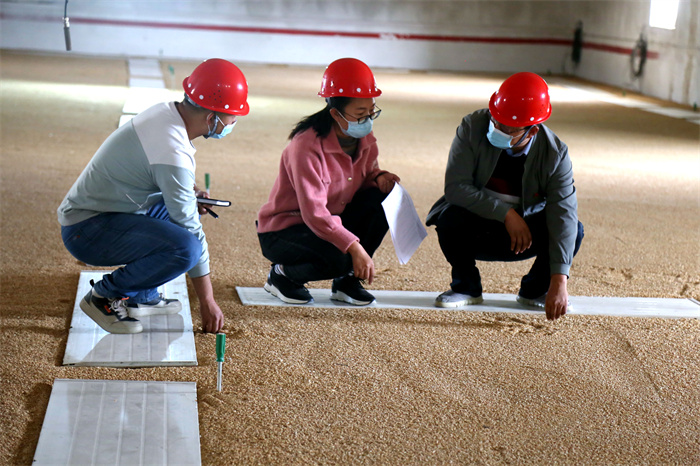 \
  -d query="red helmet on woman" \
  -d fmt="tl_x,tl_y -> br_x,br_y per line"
318,58 -> 382,98
489,72 -> 551,127
183,58 -> 250,115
